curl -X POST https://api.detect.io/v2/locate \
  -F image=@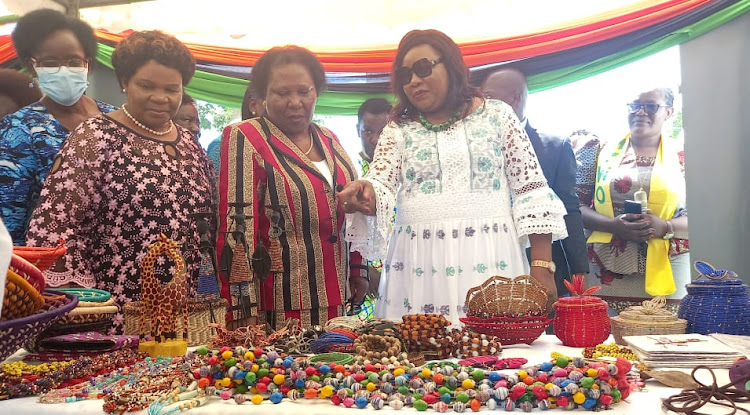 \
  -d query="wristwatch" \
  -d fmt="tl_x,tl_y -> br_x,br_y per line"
662,220 -> 675,240
530,259 -> 556,274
